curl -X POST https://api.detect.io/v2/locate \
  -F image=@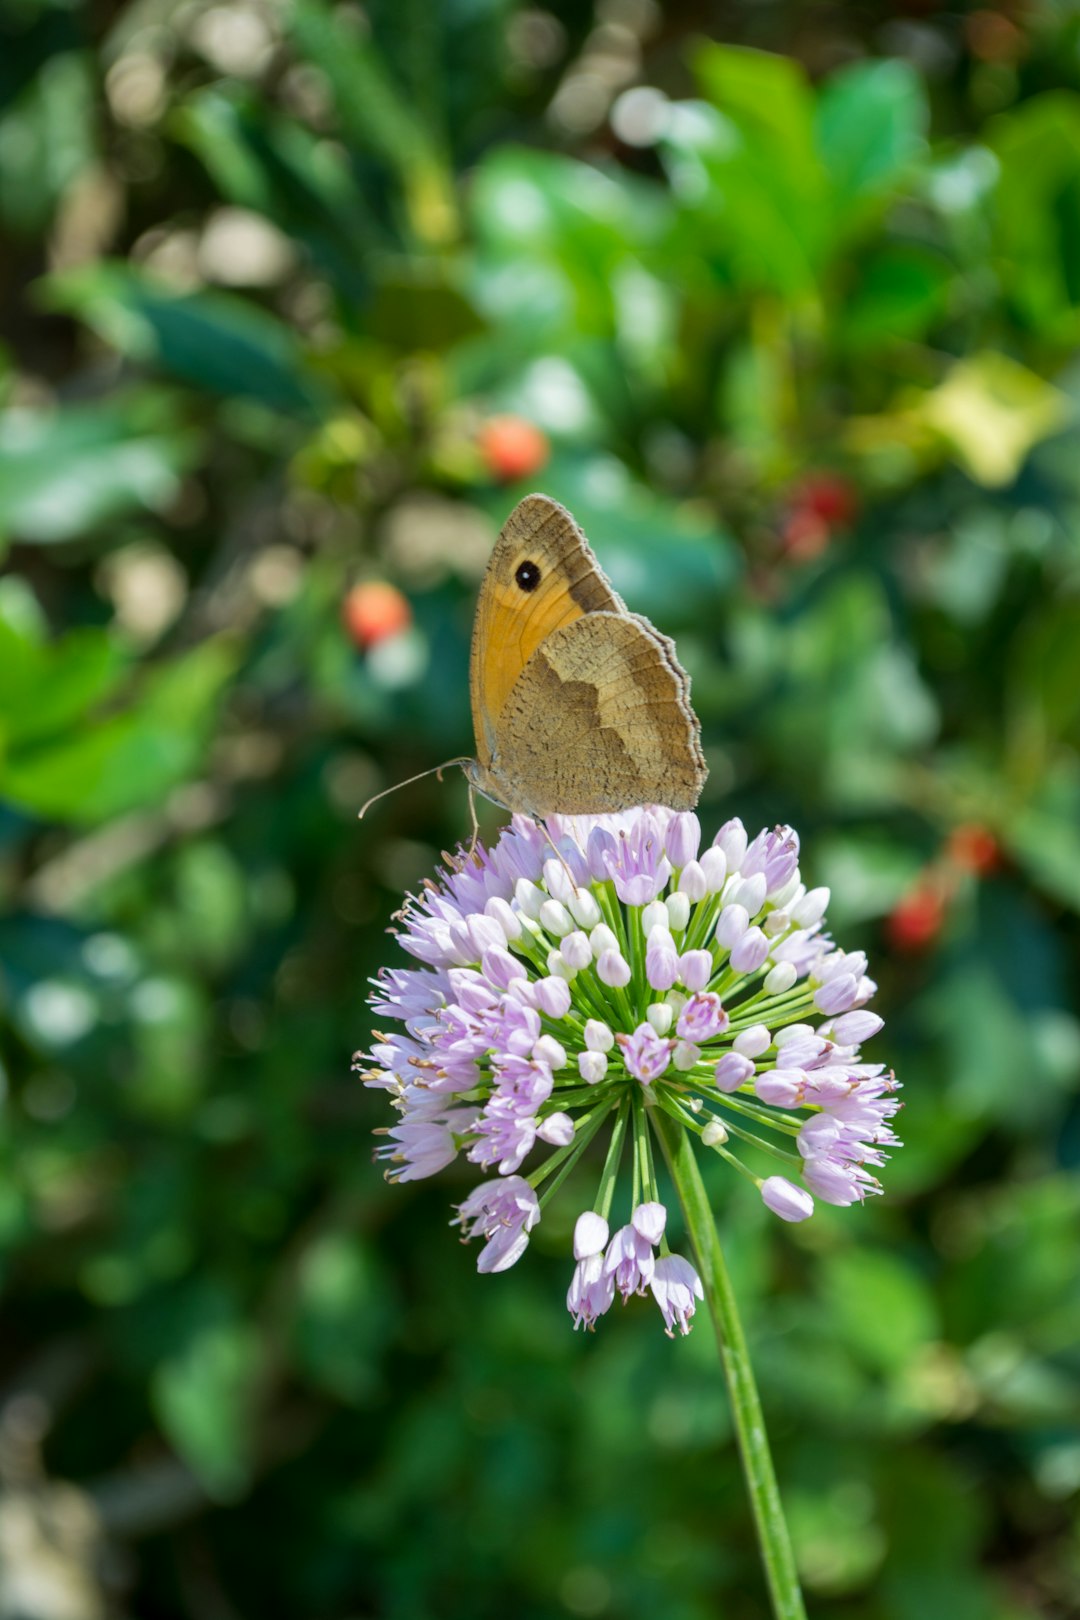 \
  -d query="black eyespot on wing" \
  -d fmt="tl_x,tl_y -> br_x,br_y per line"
515,560 -> 541,592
